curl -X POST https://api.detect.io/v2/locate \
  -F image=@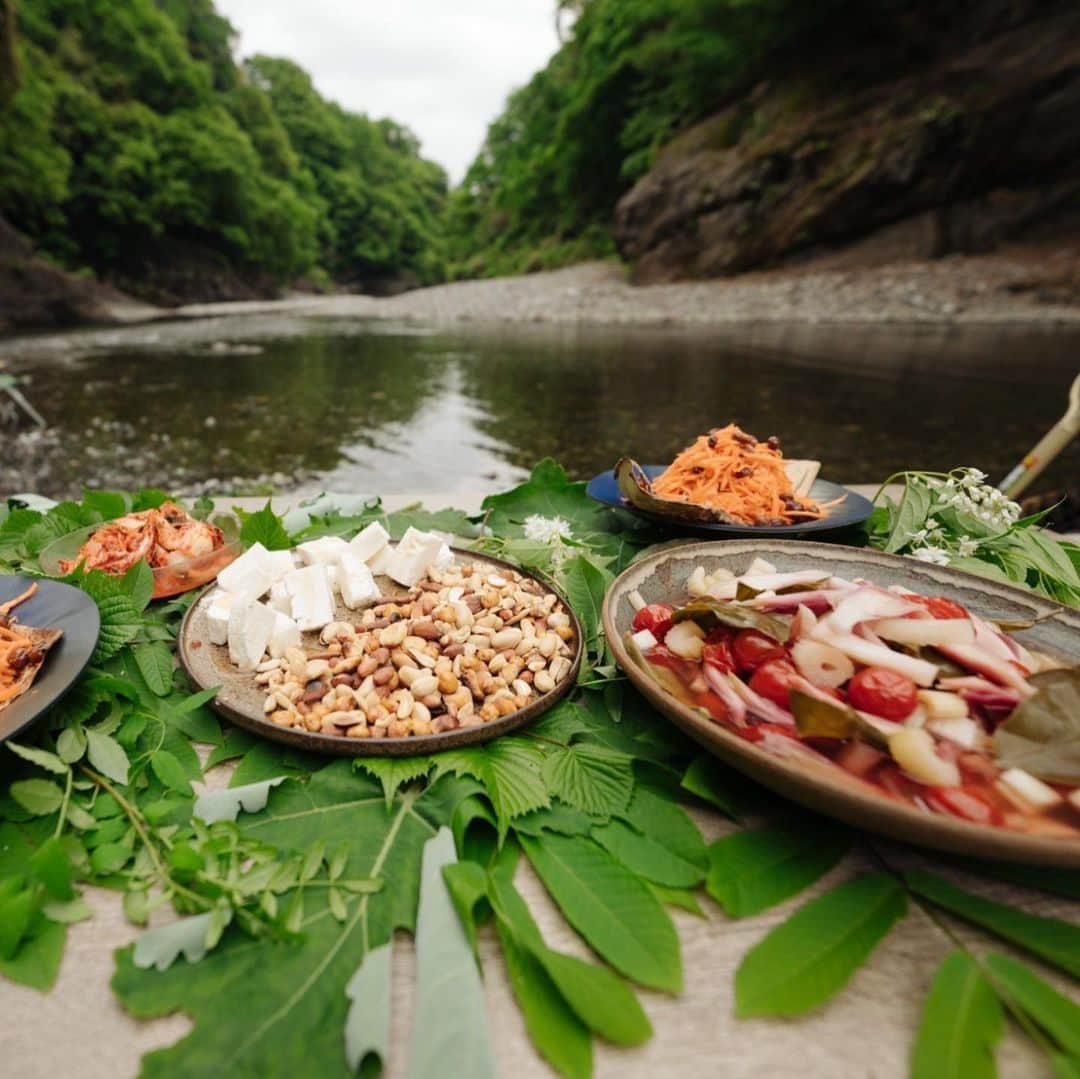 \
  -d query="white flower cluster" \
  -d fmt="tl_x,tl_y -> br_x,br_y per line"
929,468 -> 1021,531
523,514 -> 574,544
